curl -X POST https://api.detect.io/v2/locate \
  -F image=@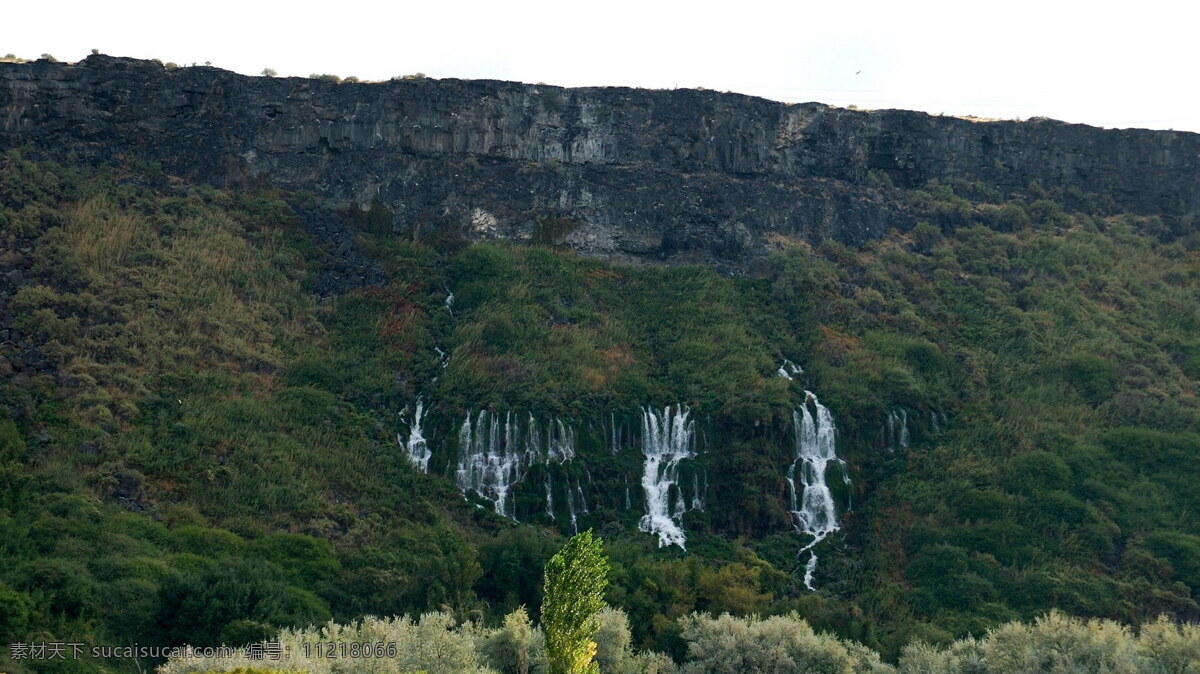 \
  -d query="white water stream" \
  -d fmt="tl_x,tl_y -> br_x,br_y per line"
398,399 -> 431,473
785,392 -> 849,590
638,405 -> 696,548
